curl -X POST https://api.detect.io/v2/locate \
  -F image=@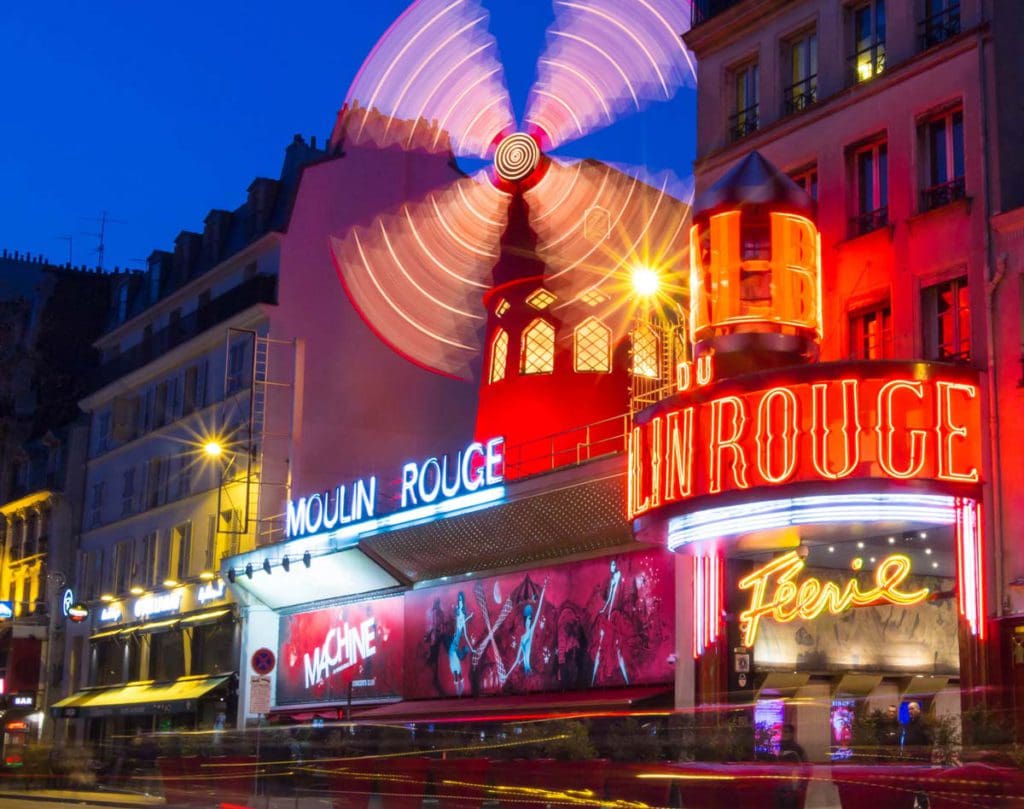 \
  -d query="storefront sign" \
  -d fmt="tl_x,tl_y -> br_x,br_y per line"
277,595 -> 405,705
133,590 -> 183,620
10,695 -> 34,709
197,579 -> 226,604
67,603 -> 89,623
286,437 -> 505,540
61,589 -> 75,617
737,551 -> 930,646
99,604 -> 123,623
0,602 -> 13,621
629,363 -> 982,519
